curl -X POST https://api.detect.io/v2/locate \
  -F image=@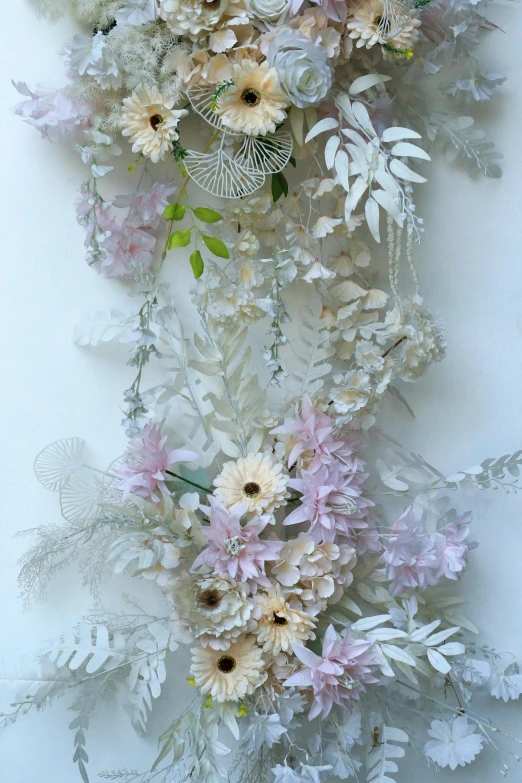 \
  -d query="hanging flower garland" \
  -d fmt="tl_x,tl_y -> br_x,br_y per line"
7,1 -> 522,782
